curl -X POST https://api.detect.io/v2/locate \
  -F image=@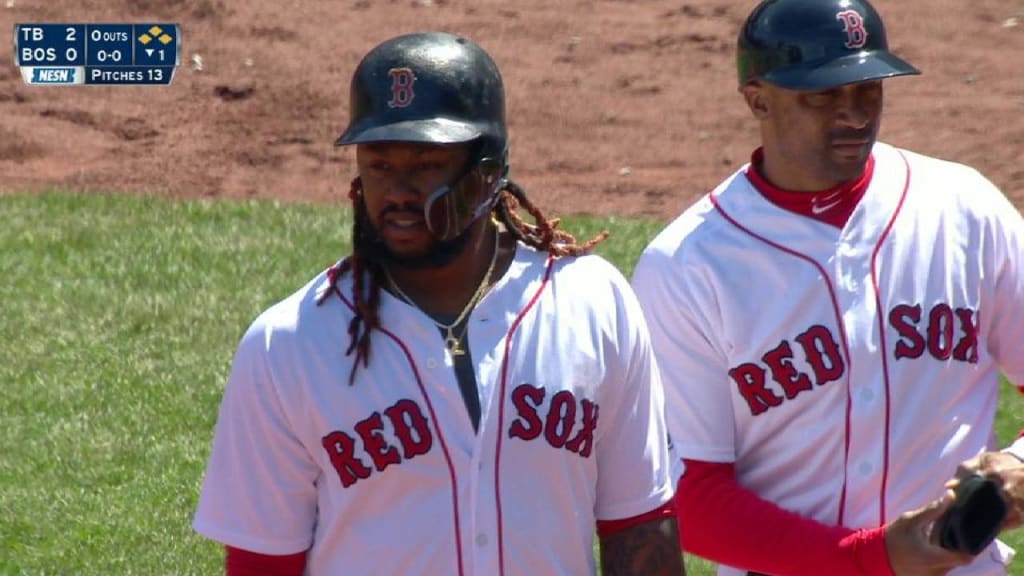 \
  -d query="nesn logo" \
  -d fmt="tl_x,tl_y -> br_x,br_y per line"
32,68 -> 76,84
